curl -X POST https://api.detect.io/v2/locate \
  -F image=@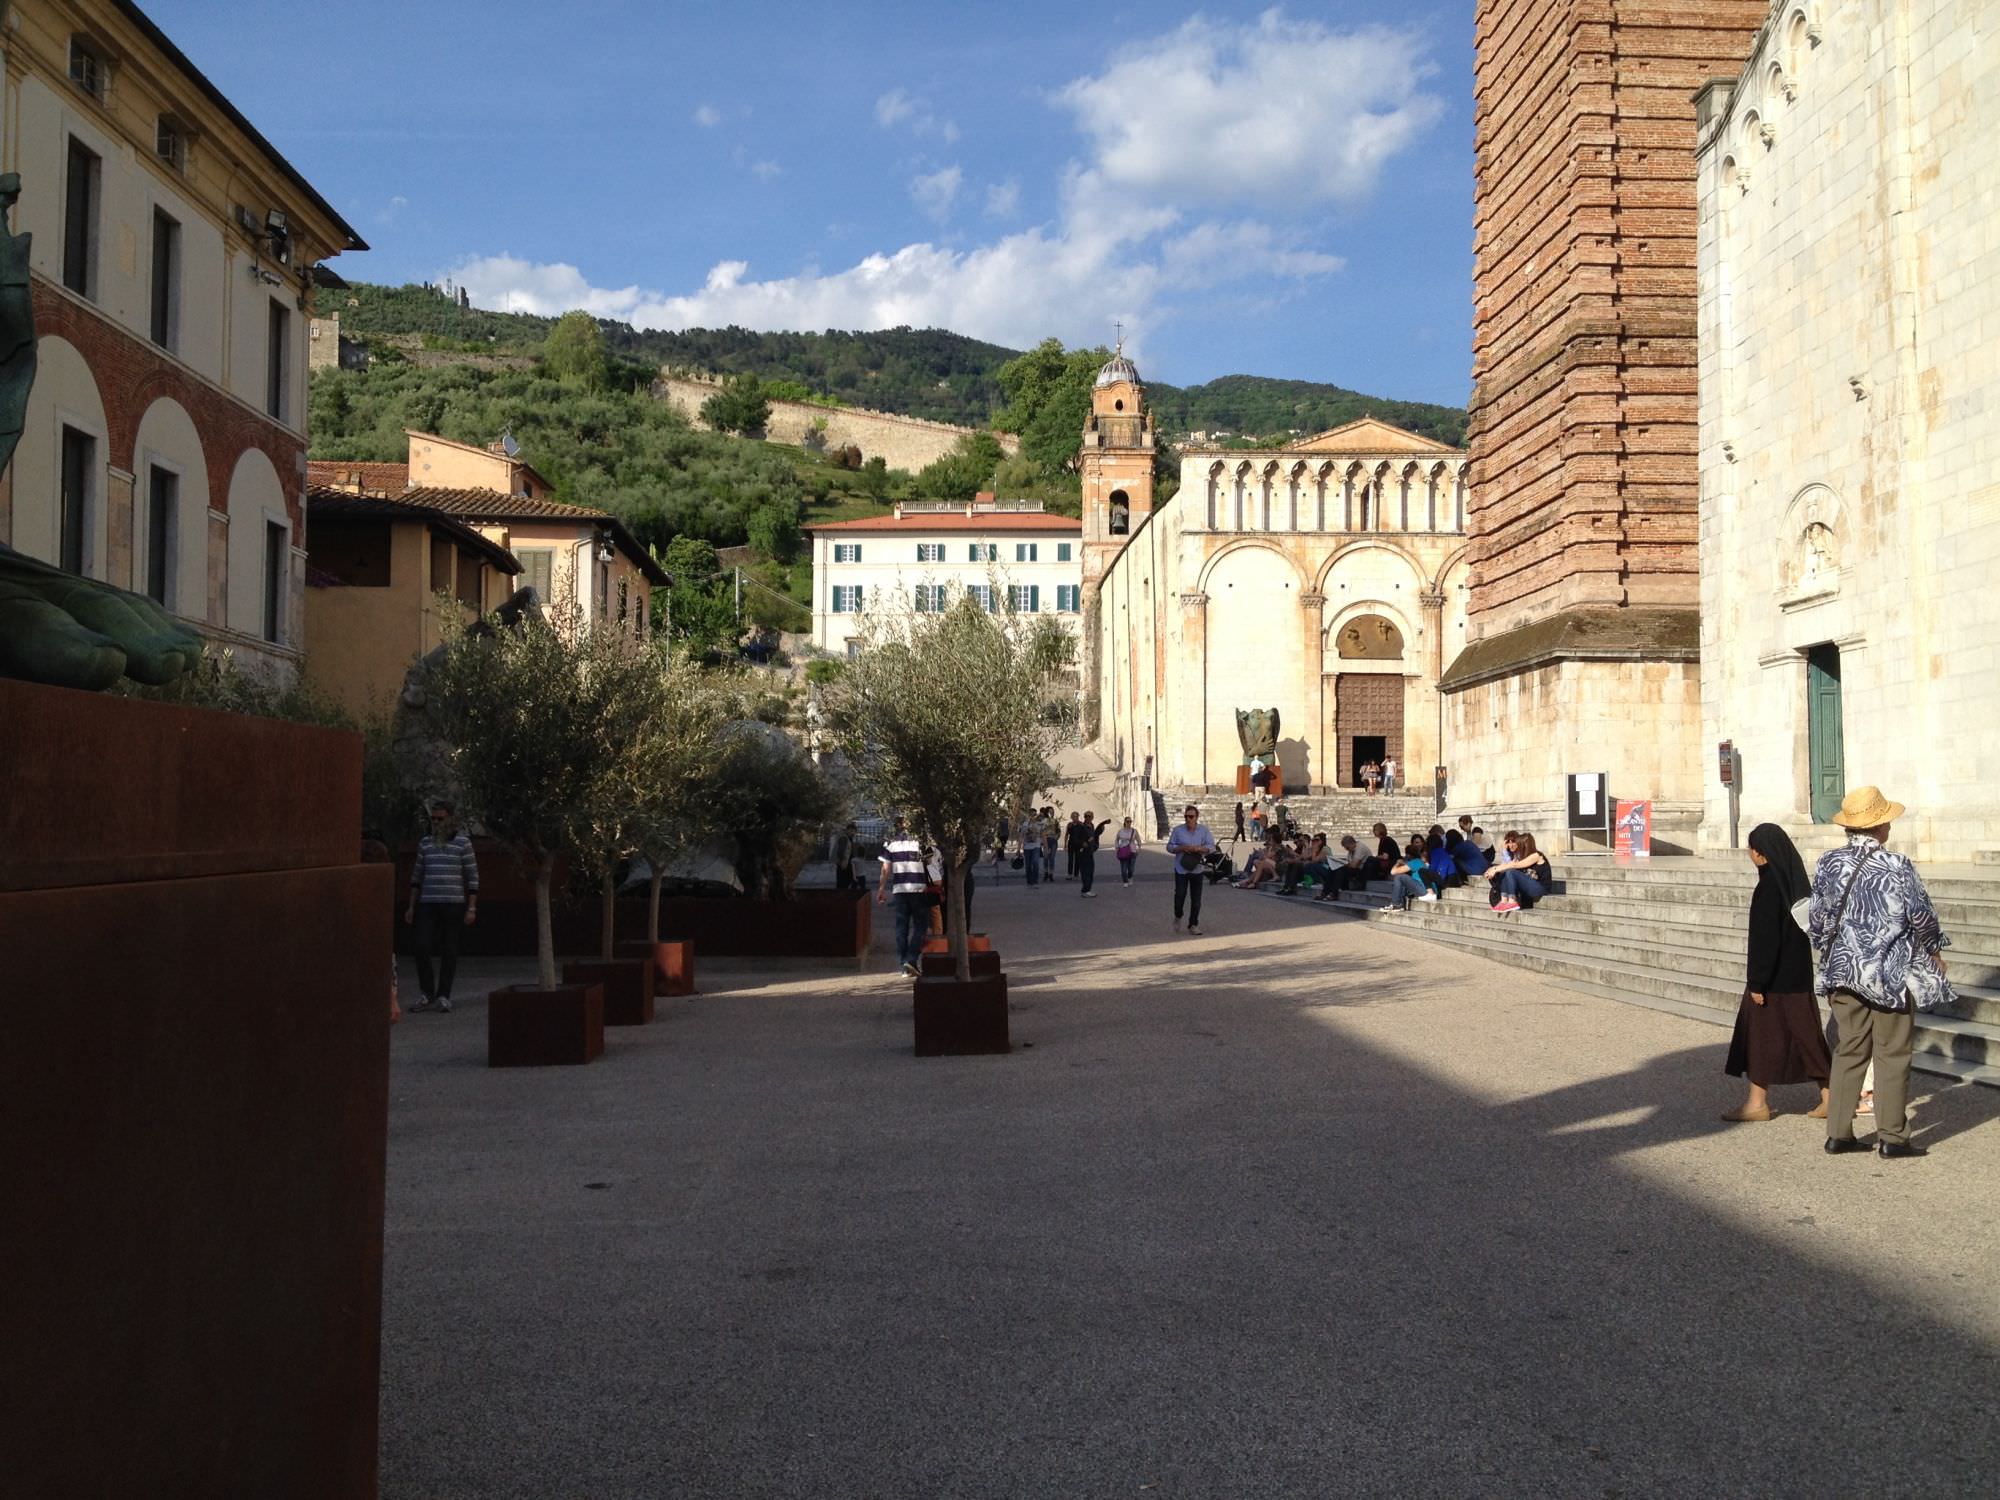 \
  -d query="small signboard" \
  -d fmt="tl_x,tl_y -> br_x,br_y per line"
1566,772 -> 1611,836
1615,799 -> 1653,858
